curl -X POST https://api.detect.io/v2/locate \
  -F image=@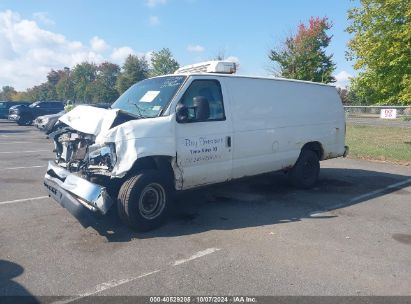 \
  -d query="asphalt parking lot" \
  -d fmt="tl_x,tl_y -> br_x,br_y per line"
0,119 -> 410,300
